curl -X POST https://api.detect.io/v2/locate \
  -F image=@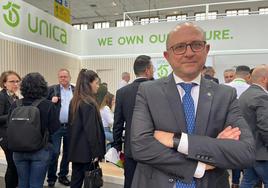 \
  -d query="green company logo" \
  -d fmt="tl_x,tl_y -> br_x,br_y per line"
2,2 -> 21,27
157,64 -> 169,78
2,1 -> 67,45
